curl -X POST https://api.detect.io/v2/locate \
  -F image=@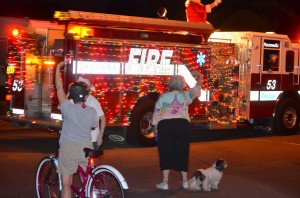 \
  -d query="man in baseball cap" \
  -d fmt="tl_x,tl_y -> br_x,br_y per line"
77,76 -> 106,150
